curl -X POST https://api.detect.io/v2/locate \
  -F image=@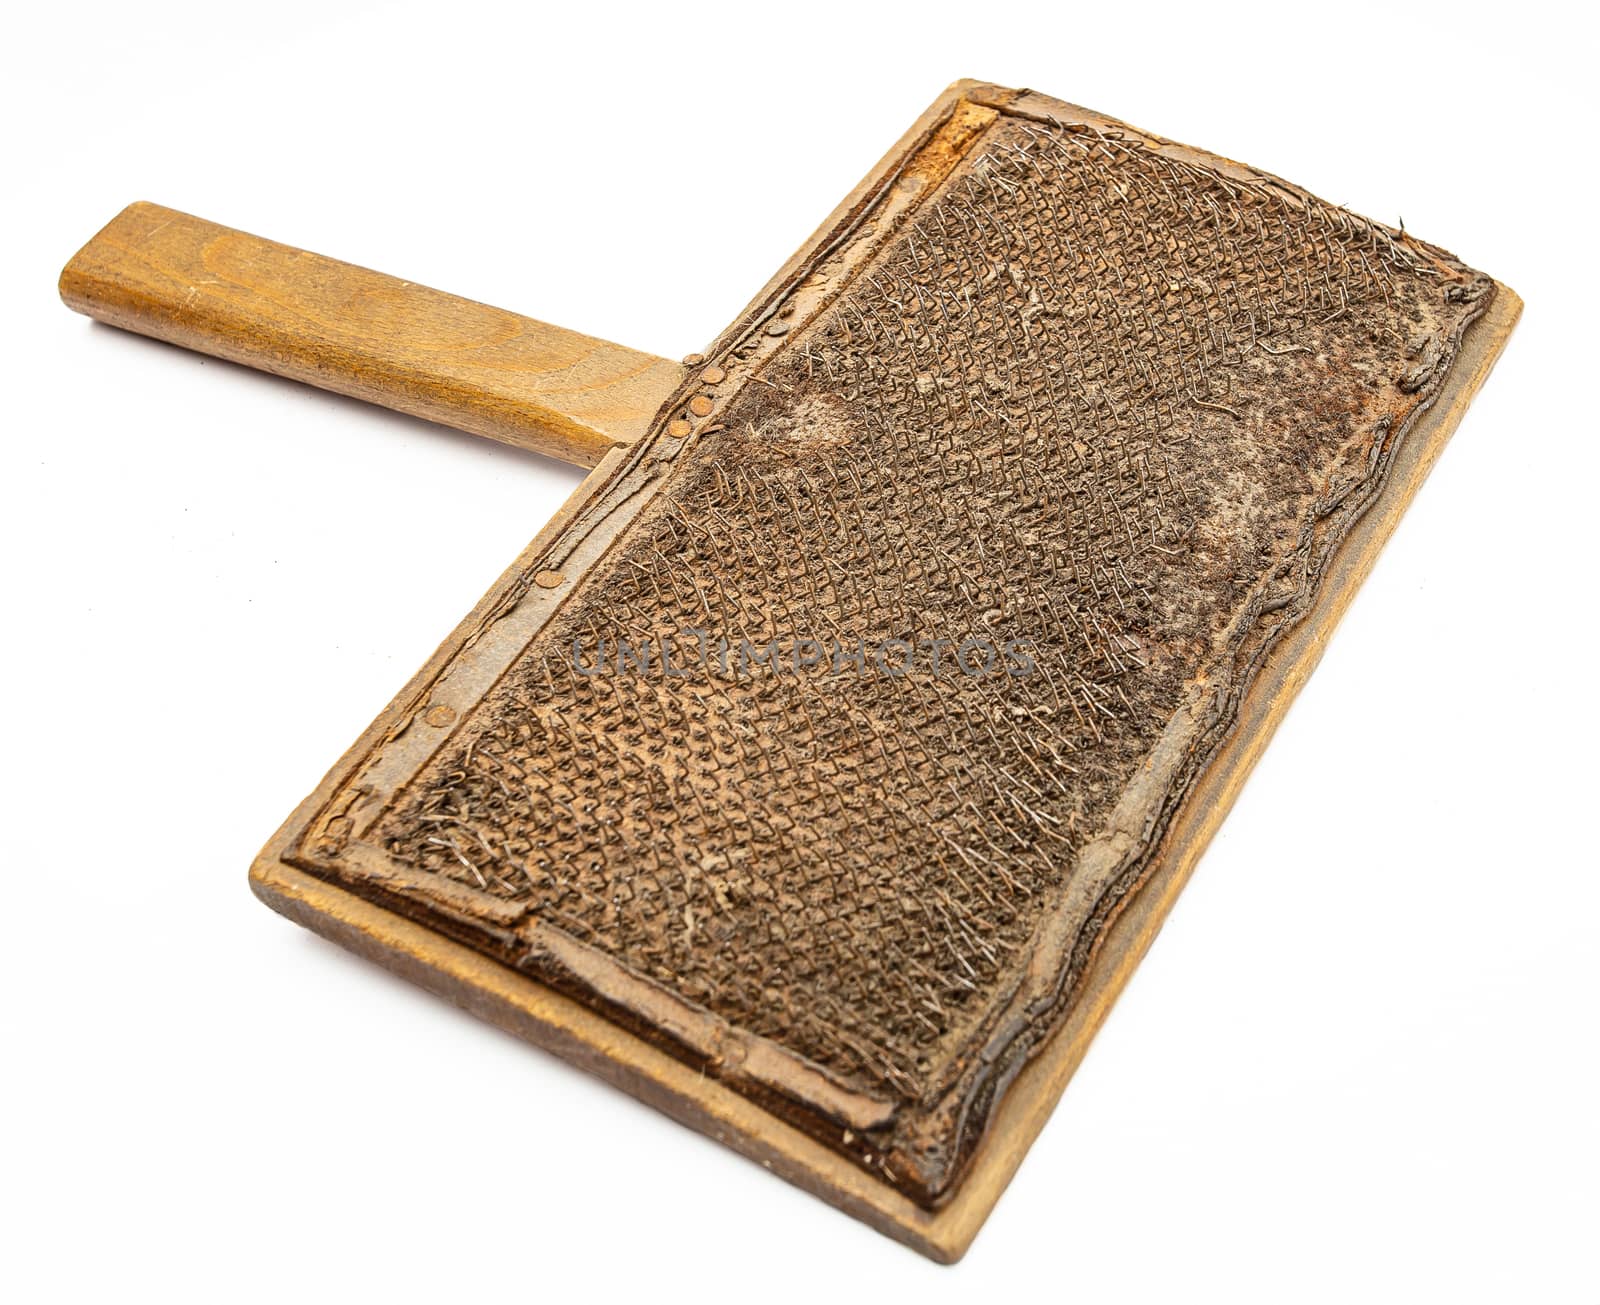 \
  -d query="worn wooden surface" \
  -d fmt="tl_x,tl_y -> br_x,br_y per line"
59,202 -> 683,466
